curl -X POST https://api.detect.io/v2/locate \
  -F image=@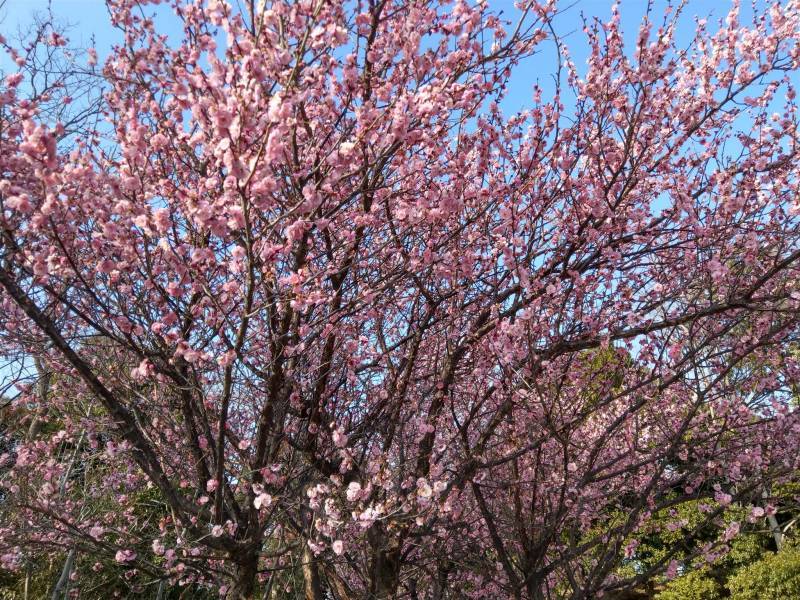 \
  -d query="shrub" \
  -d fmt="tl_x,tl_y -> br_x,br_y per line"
655,569 -> 722,600
727,548 -> 800,600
